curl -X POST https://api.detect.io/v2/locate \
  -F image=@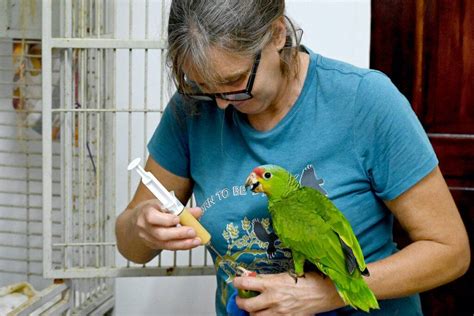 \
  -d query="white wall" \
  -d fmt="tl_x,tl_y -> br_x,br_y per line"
114,1 -> 370,315
287,0 -> 370,68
